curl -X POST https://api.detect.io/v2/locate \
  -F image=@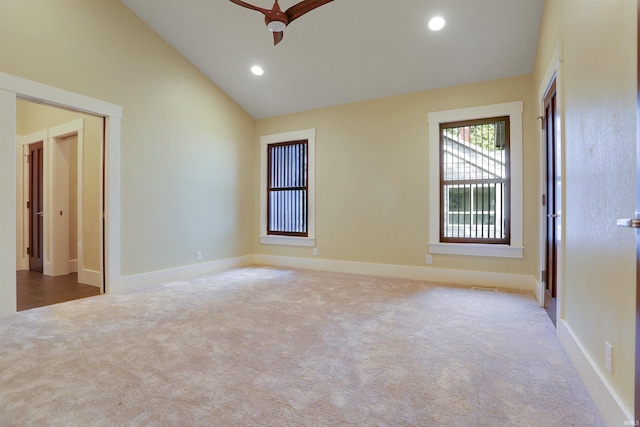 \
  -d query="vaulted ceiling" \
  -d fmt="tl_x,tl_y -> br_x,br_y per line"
121,0 -> 544,119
